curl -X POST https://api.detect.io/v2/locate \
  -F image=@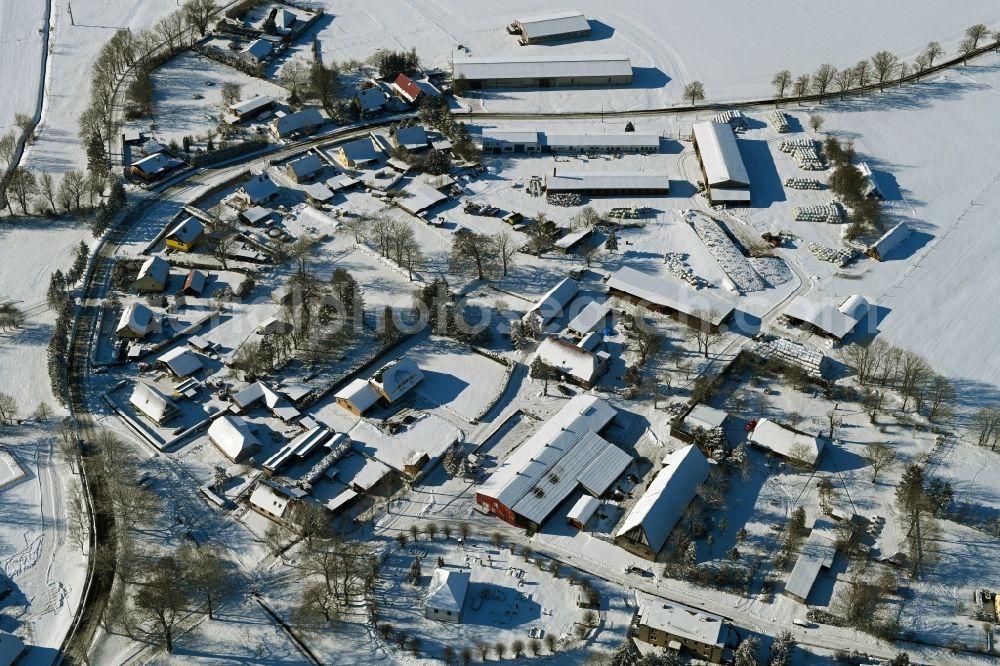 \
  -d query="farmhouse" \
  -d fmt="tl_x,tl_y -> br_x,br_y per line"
369,357 -> 424,404
116,302 -> 155,339
692,121 -> 751,206
677,404 -> 728,440
353,87 -> 389,116
165,216 -> 204,252
390,73 -> 440,105
606,266 -> 736,332
236,173 -> 279,206
545,171 -> 670,196
452,54 -> 633,89
523,277 -> 578,327
509,11 -> 591,44
334,378 -> 381,416
179,269 -> 207,296
747,418 -> 825,467
391,125 -> 429,152
241,206 -> 273,226
336,138 -> 379,168
208,414 -> 262,463
129,381 -> 180,425
397,182 -> 448,216
614,445 -> 710,561
239,38 -> 273,66
303,183 -> 335,204
232,381 -> 300,422
535,336 -> 610,388
285,154 -> 324,184
157,347 -> 204,378
133,256 -> 170,292
567,495 -> 601,530
784,519 -> 838,603
781,294 -> 873,340
248,479 -> 300,522
867,221 -> 911,261
425,568 -> 470,623
225,95 -> 274,123
476,395 -> 632,530
131,151 -> 183,181
566,300 -> 611,338
269,108 -> 324,139
634,592 -> 730,664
